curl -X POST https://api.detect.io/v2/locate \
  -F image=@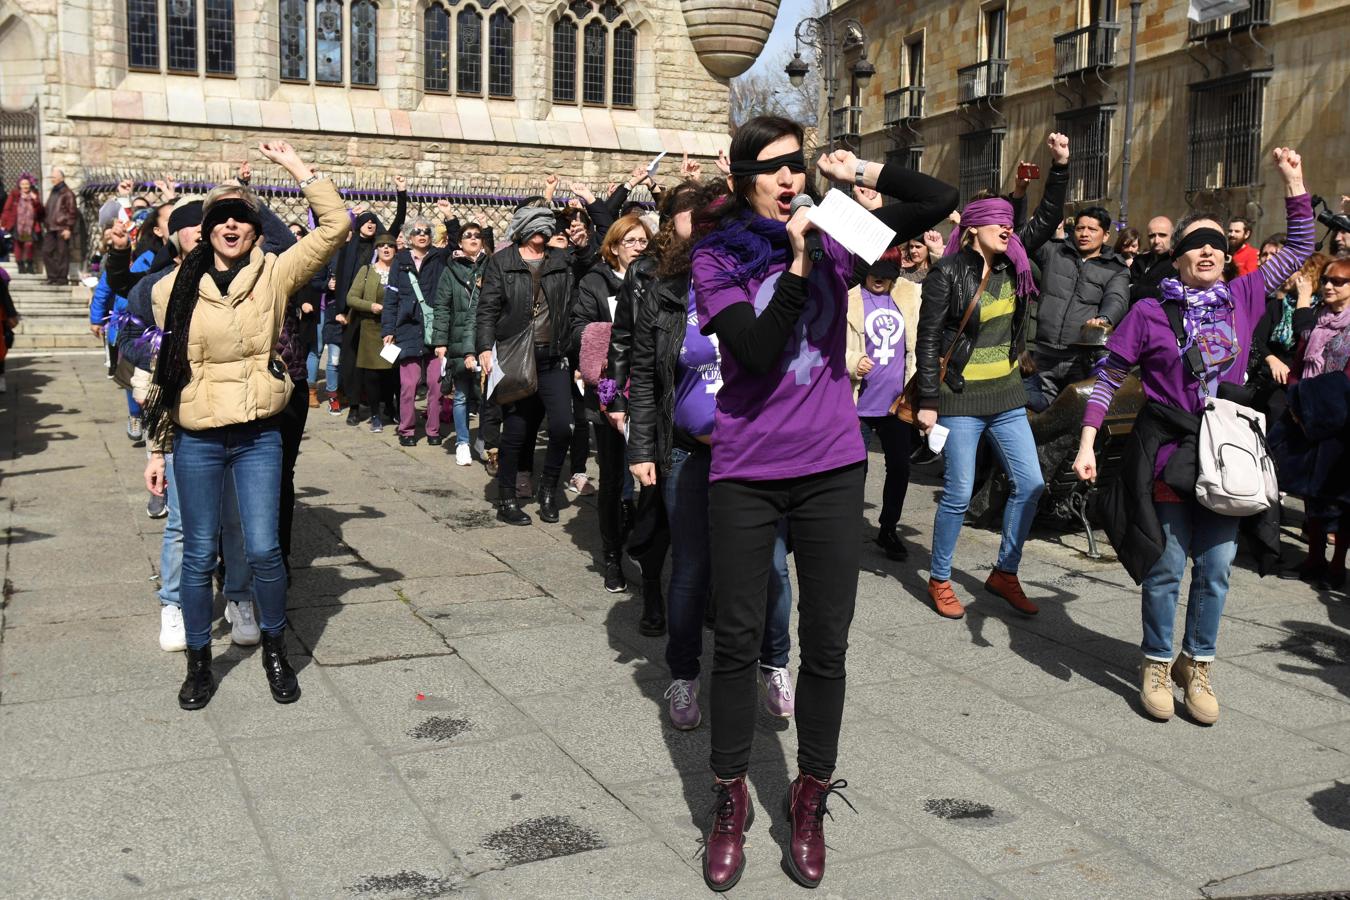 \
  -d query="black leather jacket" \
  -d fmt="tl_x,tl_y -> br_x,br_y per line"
624,256 -> 691,472
474,244 -> 577,358
915,163 -> 1068,407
